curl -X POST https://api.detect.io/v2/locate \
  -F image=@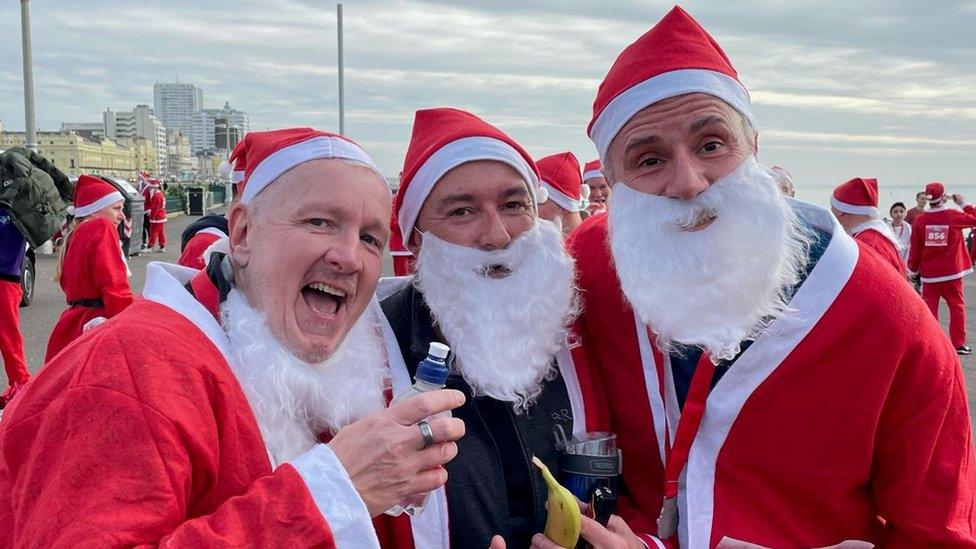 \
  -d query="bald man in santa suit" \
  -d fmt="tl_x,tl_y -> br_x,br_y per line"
1,128 -> 466,547
830,177 -> 906,275
564,6 -> 976,548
